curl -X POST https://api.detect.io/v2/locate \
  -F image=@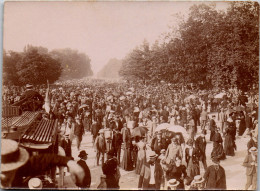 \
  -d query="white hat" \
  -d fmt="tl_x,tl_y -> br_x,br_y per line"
167,179 -> 179,188
26,84 -> 33,89
1,139 -> 29,172
193,175 -> 205,184
249,147 -> 258,153
28,178 -> 43,189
